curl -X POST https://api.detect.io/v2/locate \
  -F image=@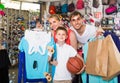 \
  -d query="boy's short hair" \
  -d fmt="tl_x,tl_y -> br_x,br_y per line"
69,11 -> 83,21
56,26 -> 68,35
